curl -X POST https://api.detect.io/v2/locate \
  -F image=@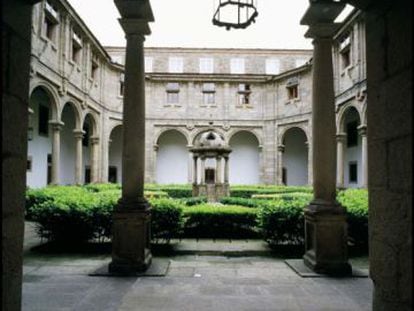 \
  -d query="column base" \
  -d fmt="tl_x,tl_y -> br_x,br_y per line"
109,200 -> 152,274
303,200 -> 352,276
